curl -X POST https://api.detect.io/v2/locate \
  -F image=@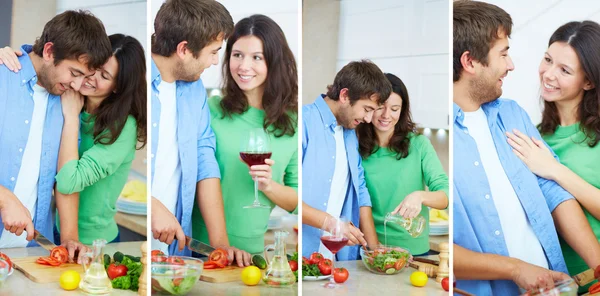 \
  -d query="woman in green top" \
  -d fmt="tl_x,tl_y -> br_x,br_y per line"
0,35 -> 146,249
506,21 -> 600,293
356,73 -> 448,256
191,15 -> 298,254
